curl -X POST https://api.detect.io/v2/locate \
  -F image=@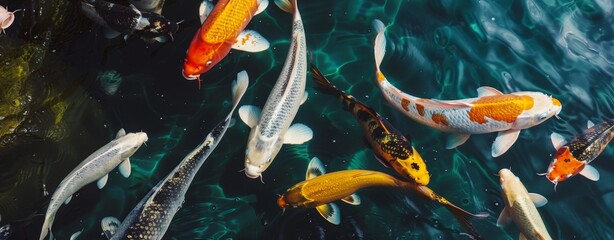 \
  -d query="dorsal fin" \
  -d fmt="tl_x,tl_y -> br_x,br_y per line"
477,86 -> 503,97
